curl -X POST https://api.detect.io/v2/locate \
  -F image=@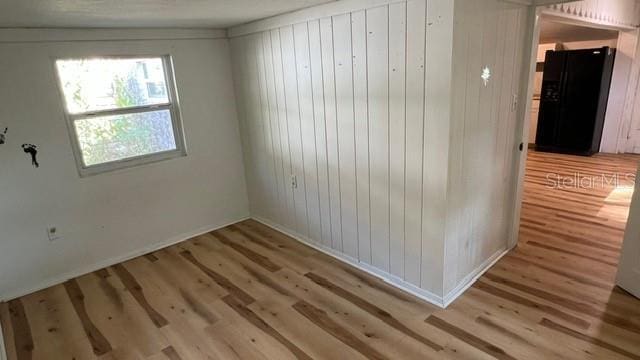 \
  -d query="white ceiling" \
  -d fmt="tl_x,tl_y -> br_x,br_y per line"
539,18 -> 619,44
0,0 -> 336,29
